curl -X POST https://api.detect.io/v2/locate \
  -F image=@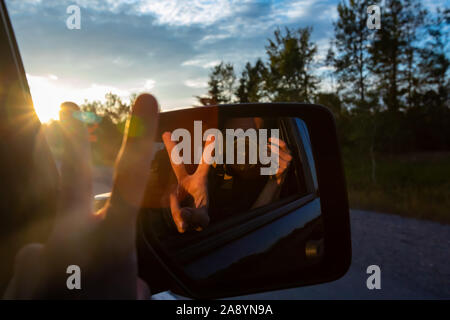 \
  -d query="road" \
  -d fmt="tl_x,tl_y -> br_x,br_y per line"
92,167 -> 450,300
229,210 -> 450,300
